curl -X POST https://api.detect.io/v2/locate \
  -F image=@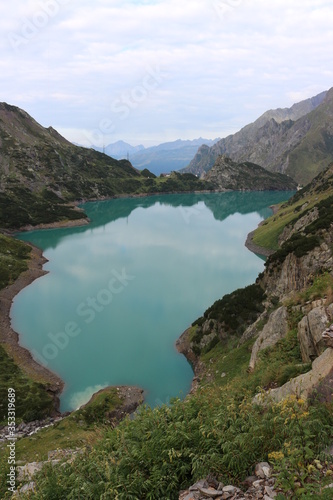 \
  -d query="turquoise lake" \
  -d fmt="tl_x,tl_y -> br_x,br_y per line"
12,191 -> 293,411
